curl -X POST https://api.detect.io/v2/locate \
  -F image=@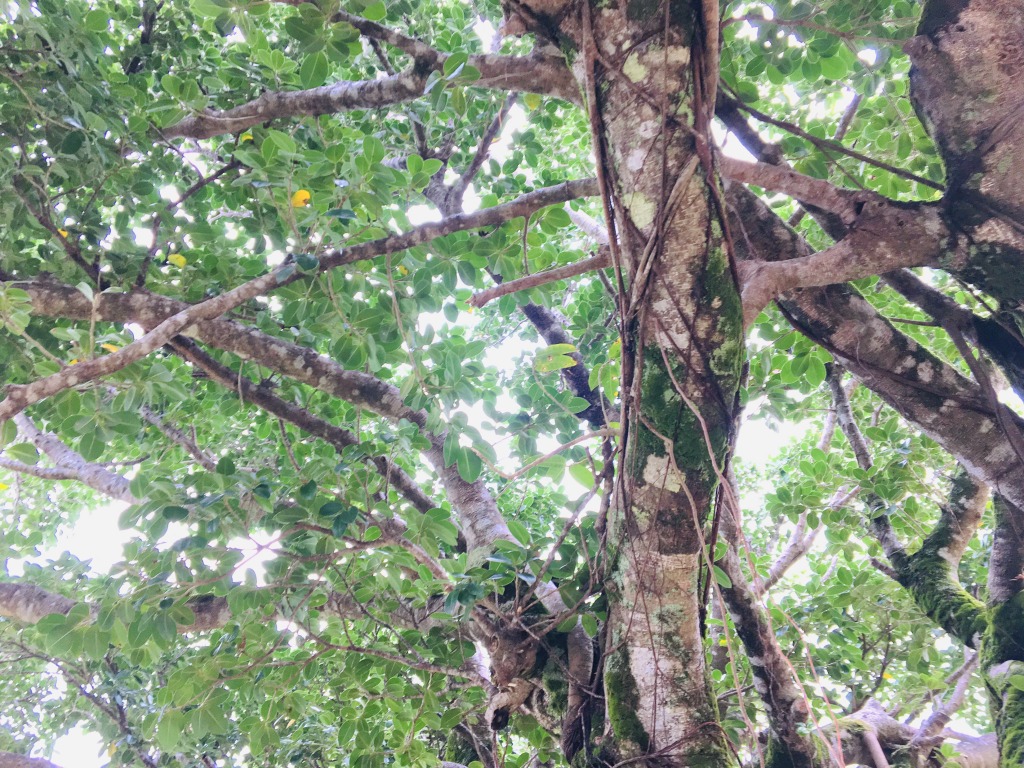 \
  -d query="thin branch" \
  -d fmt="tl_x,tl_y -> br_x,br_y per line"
139,404 -> 218,473
451,91 -> 520,204
168,337 -> 436,514
0,259 -> 293,421
469,253 -> 609,308
907,651 -> 978,757
726,90 -> 945,191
